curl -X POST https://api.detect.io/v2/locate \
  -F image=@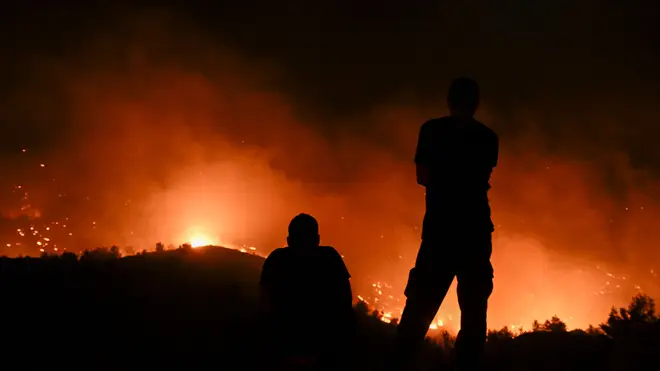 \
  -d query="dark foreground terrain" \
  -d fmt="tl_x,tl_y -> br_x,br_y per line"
1,246 -> 658,370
